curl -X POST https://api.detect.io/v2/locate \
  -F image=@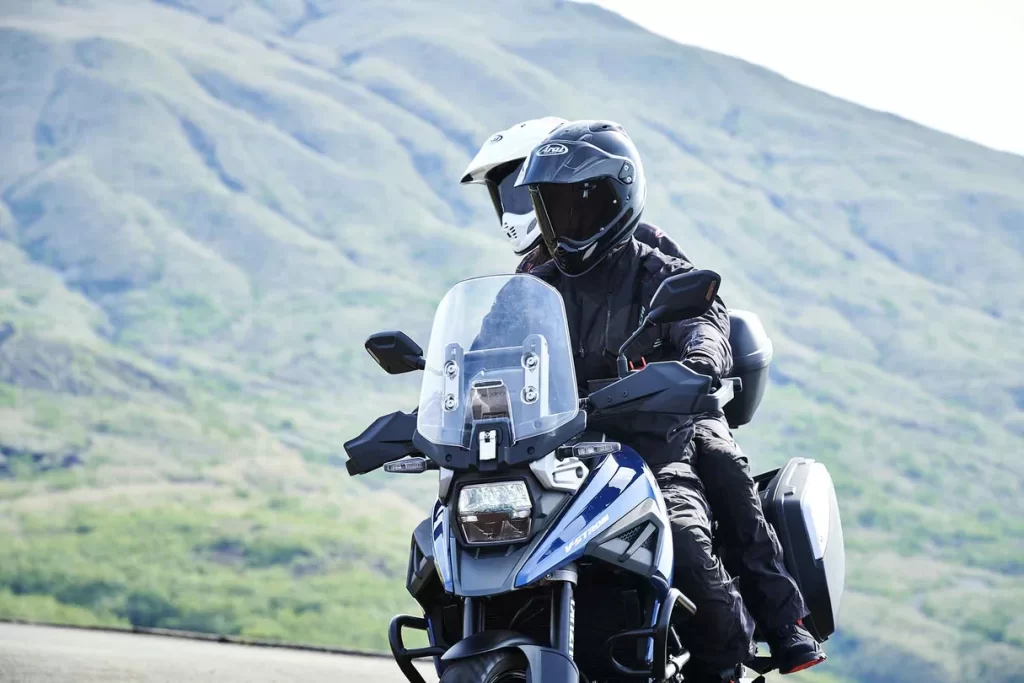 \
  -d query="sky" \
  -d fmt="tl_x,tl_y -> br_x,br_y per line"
584,0 -> 1024,156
